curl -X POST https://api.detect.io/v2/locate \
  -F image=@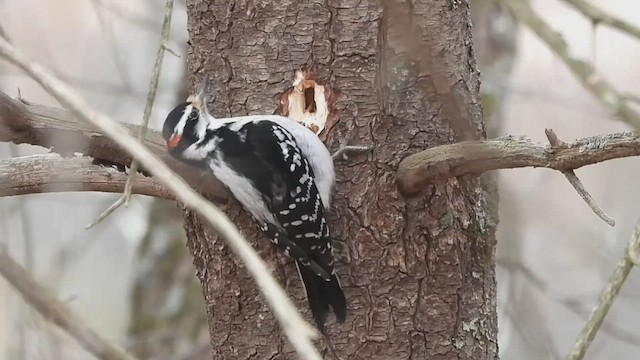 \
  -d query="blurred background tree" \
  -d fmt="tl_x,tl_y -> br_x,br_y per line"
1,0 -> 640,359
